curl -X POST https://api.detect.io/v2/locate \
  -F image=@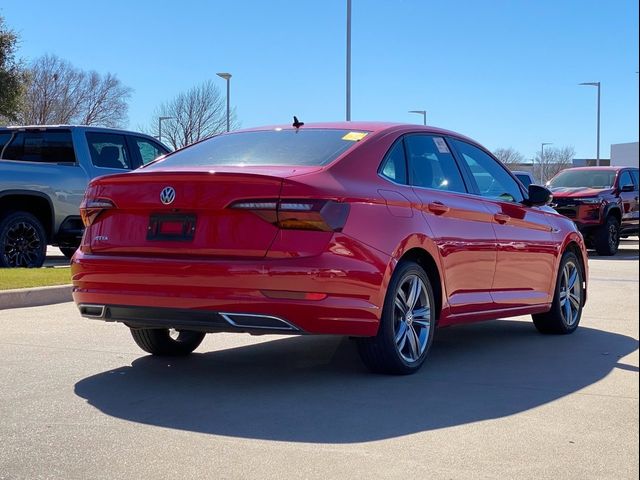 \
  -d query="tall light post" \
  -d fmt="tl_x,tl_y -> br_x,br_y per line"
217,72 -> 232,132
408,110 -> 427,126
158,116 -> 173,143
579,81 -> 601,166
346,0 -> 352,121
